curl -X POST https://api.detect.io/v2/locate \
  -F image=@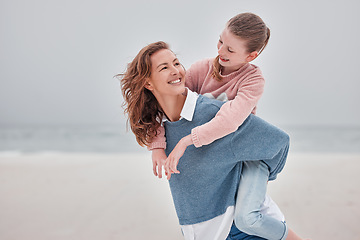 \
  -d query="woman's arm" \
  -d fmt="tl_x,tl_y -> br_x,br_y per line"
148,125 -> 166,150
148,126 -> 167,178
